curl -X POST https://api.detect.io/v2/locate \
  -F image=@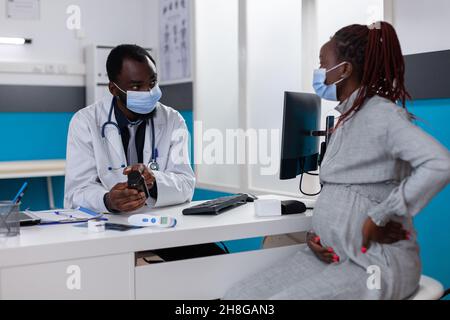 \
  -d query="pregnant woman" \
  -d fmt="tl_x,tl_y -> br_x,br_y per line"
225,22 -> 450,300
